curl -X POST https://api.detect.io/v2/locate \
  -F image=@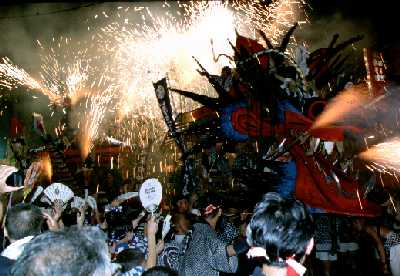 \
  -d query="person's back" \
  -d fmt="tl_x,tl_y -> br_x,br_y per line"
115,248 -> 145,276
179,203 -> 238,276
0,255 -> 14,276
